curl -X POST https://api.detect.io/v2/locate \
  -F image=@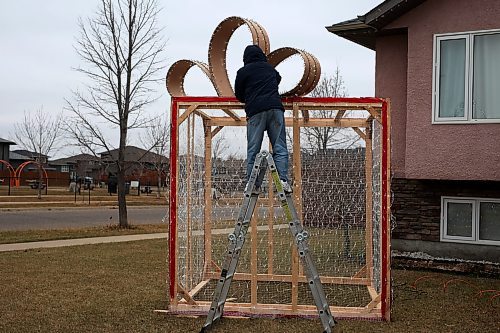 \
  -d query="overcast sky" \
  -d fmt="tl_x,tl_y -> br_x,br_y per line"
0,0 -> 382,157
